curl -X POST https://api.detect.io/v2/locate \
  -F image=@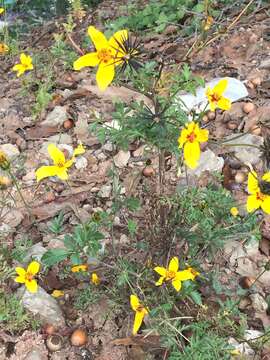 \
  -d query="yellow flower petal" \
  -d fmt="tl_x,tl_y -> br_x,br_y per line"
133,309 -> 145,335
35,165 -> 60,182
178,128 -> 189,148
154,266 -> 167,276
0,8 -> 5,14
261,196 -> 270,214
262,172 -> 270,182
47,144 -> 65,166
213,79 -> 228,96
15,267 -> 26,277
73,143 -> 85,157
175,269 -> 195,281
15,276 -> 26,284
217,97 -> 231,111
168,257 -> 179,273
12,64 -> 25,77
27,261 -> 40,275
230,207 -> 239,217
248,171 -> 259,194
197,128 -> 209,143
172,278 -> 182,292
91,273 -> 100,285
73,52 -> 99,70
96,62 -> 115,91
109,29 -> 128,55
55,168 -> 69,180
25,279 -> 38,293
183,141 -> 200,169
71,264 -> 88,272
88,26 -> 108,50
130,294 -> 140,311
52,290 -> 64,298
246,194 -> 261,213
155,276 -> 165,286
